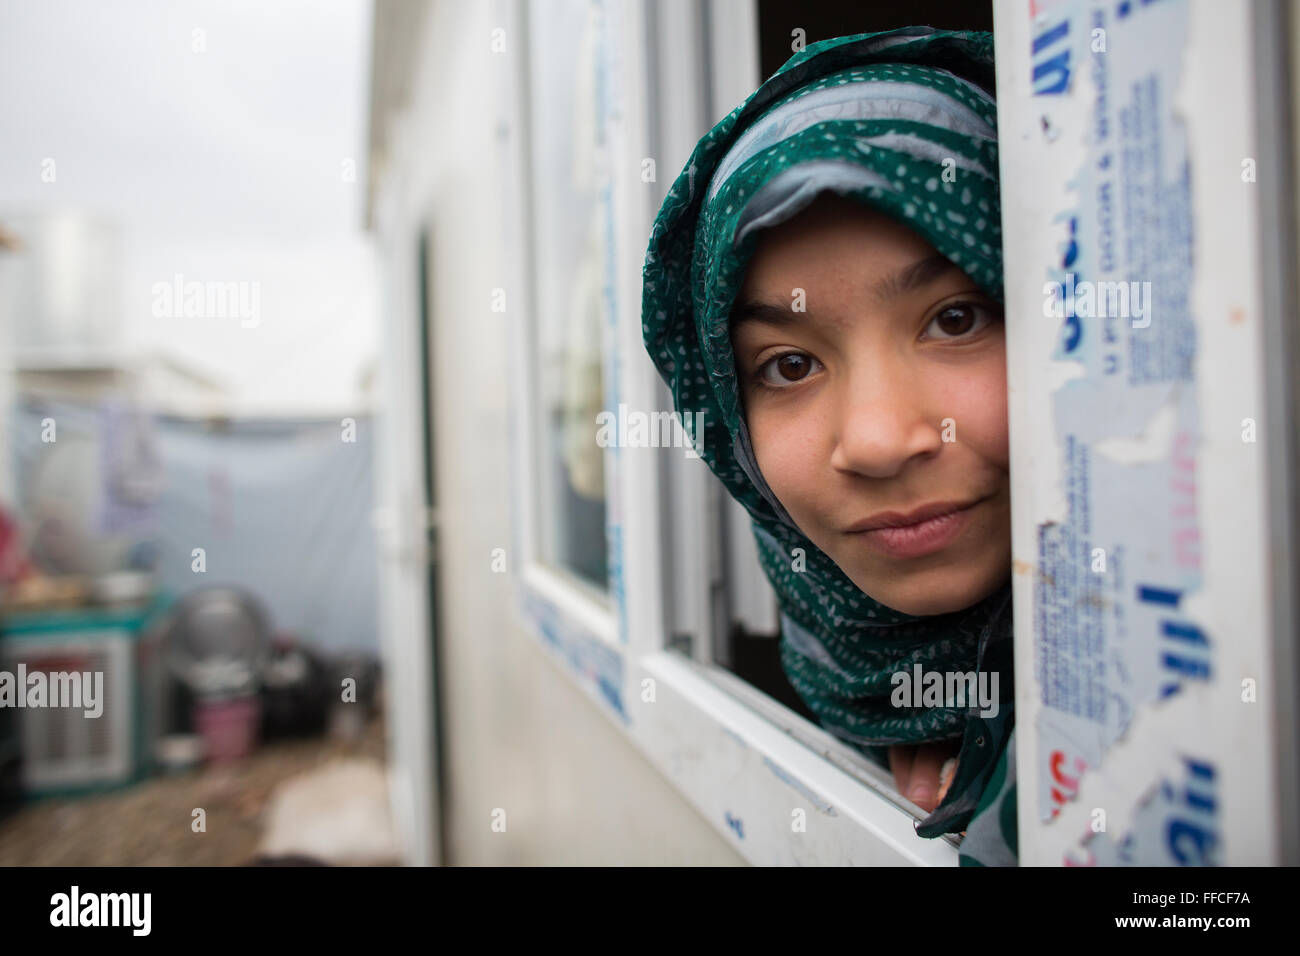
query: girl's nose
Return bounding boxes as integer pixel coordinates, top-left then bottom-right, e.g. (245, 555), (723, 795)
(827, 369), (942, 479)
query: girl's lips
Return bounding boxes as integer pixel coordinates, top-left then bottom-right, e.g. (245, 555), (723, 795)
(849, 501), (978, 559)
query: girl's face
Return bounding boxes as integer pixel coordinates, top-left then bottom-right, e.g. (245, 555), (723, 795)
(731, 193), (1012, 616)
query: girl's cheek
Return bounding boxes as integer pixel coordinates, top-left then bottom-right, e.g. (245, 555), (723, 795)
(751, 408), (815, 493)
(977, 364), (1011, 466)
(755, 405), (836, 523)
(938, 359), (1010, 464)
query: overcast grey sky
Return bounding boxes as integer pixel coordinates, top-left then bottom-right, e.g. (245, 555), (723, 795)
(0, 0), (371, 237)
(0, 0), (379, 414)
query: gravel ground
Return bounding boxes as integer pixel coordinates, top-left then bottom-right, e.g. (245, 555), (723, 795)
(0, 714), (389, 866)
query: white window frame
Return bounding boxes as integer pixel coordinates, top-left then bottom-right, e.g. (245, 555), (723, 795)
(501, 0), (964, 865)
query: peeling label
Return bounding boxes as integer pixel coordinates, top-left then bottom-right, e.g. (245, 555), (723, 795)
(1065, 755), (1220, 866)
(1026, 0), (1217, 857)
(522, 588), (627, 722)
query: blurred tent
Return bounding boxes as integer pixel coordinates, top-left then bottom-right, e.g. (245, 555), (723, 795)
(9, 396), (378, 654)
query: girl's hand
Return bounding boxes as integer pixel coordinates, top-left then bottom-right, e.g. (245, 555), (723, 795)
(888, 738), (962, 813)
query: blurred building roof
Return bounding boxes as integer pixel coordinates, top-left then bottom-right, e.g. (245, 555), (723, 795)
(366, 0), (431, 229)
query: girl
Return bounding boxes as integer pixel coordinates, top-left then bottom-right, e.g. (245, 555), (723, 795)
(641, 26), (1017, 866)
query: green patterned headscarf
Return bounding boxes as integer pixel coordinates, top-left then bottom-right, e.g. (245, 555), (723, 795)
(641, 26), (1014, 837)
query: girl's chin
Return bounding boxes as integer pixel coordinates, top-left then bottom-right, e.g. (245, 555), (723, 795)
(845, 565), (1002, 616)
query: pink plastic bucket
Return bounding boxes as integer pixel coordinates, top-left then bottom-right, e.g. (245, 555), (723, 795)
(194, 695), (261, 763)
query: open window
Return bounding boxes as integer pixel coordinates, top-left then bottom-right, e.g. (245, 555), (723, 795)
(500, 0), (1298, 866)
(500, 0), (1002, 866)
(629, 0), (1006, 860)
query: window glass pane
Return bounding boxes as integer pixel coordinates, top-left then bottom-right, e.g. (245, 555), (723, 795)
(527, 0), (608, 591)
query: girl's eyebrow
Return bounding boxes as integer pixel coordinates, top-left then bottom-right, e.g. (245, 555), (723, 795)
(868, 254), (965, 303)
(730, 299), (801, 329)
(730, 254), (964, 328)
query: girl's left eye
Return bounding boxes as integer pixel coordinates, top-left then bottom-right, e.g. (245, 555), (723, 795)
(923, 302), (1000, 340)
(755, 351), (823, 388)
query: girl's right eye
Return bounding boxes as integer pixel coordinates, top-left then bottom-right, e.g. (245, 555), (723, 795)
(756, 351), (823, 388)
